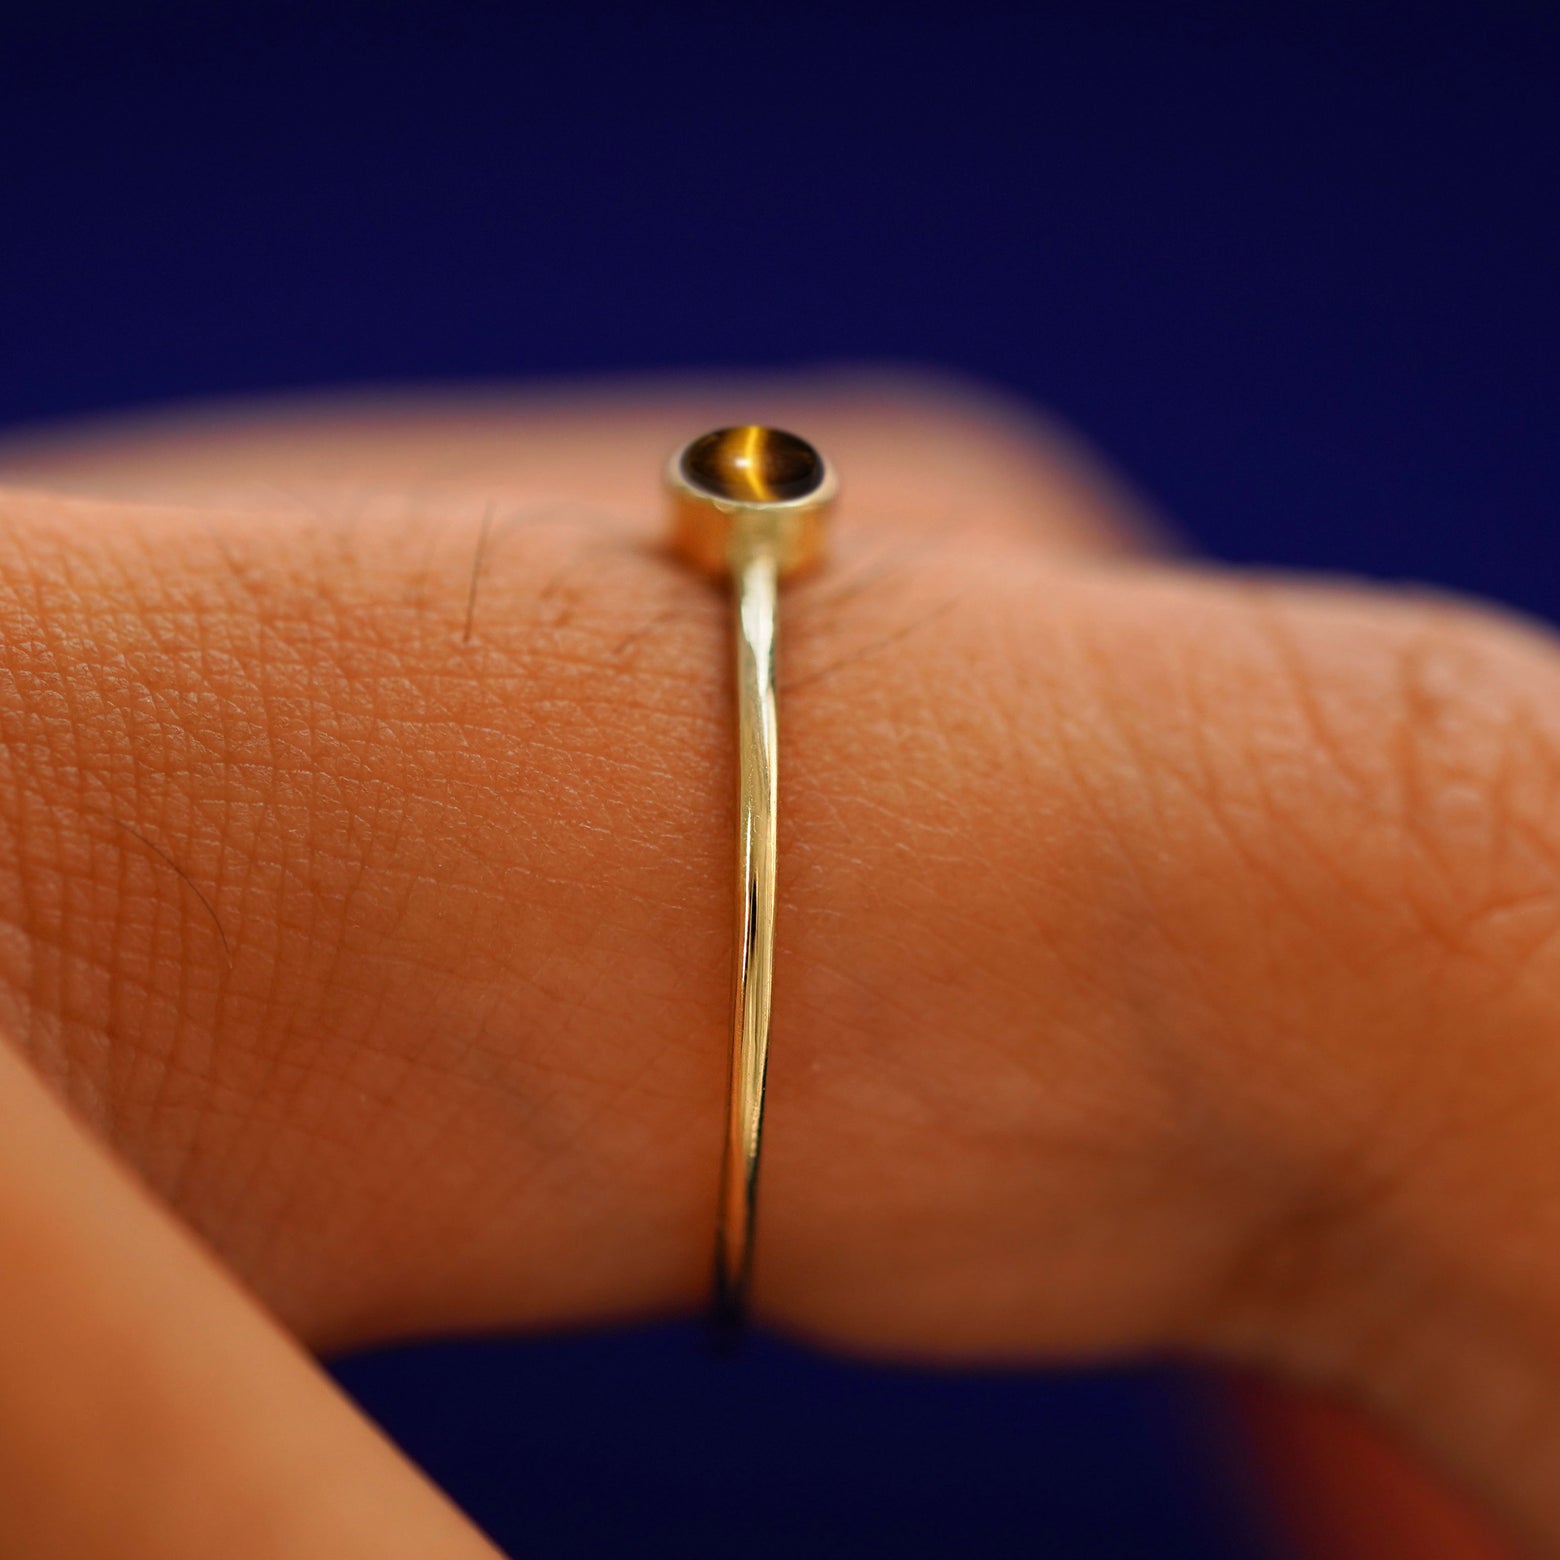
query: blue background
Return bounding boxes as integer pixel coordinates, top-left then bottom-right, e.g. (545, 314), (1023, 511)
(3, 2), (1555, 1553)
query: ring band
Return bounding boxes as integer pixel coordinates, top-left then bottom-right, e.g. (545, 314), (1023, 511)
(666, 427), (837, 1335)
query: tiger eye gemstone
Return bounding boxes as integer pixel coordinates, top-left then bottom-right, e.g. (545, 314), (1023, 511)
(680, 426), (824, 504)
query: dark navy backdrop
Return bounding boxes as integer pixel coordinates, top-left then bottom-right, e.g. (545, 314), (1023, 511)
(3, 2), (1555, 1554)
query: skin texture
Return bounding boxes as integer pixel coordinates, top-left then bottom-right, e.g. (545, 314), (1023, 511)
(0, 373), (1554, 1553)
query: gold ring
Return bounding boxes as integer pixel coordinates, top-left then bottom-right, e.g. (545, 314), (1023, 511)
(666, 426), (837, 1336)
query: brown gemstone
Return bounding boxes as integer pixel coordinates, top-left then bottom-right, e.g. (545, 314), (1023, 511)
(680, 426), (824, 504)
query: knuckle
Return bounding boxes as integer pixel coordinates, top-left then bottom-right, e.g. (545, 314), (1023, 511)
(1230, 585), (1560, 984)
(1171, 588), (1560, 1365)
(1391, 608), (1560, 966)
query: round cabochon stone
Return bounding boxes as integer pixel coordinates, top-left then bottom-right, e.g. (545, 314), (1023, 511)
(681, 426), (824, 504)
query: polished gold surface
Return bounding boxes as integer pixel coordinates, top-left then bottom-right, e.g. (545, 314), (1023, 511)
(665, 428), (836, 580)
(666, 426), (835, 1335)
(718, 544), (779, 1330)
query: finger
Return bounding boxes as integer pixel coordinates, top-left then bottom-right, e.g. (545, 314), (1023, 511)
(0, 1038), (502, 1558)
(0, 368), (1167, 558)
(1, 394), (1559, 1541)
(1234, 1381), (1513, 1559)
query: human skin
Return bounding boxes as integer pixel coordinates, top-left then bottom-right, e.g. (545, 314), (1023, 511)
(0, 374), (1555, 1554)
